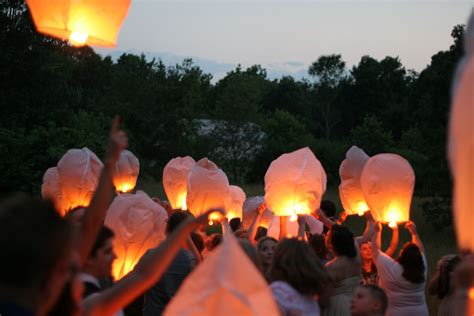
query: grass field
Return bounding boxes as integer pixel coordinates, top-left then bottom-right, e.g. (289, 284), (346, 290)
(139, 178), (457, 315)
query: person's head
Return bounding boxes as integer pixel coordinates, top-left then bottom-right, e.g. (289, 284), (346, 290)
(320, 200), (337, 219)
(191, 232), (205, 253)
(238, 239), (263, 273)
(65, 207), (86, 223)
(351, 285), (388, 316)
(308, 233), (328, 261)
(438, 255), (461, 299)
(396, 242), (425, 284)
(229, 218), (242, 232)
(326, 224), (357, 258)
(0, 194), (74, 315)
(255, 226), (267, 241)
(359, 242), (374, 262)
(269, 238), (329, 296)
(83, 226), (116, 278)
(205, 233), (222, 251)
(257, 236), (278, 269)
(166, 211), (192, 235)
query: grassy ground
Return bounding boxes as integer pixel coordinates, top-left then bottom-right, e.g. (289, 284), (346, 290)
(138, 179), (456, 315)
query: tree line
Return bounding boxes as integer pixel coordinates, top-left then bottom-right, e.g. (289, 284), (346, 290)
(0, 0), (464, 228)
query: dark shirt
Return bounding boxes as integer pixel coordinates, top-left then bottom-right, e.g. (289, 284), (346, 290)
(0, 302), (36, 316)
(143, 249), (193, 316)
(361, 263), (379, 285)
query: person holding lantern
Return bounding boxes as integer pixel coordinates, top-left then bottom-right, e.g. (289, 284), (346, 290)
(371, 220), (428, 316)
(428, 254), (461, 316)
(314, 208), (374, 316)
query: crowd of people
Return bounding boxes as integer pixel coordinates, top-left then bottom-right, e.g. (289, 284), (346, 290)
(0, 118), (473, 316)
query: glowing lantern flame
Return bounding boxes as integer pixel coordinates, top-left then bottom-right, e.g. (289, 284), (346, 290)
(361, 153), (415, 227)
(289, 213), (298, 222)
(448, 11), (474, 253)
(113, 150), (139, 194)
(186, 158), (230, 217)
(339, 146), (370, 217)
(264, 147), (327, 218)
(163, 157), (196, 210)
(105, 191), (168, 280)
(26, 0), (131, 47)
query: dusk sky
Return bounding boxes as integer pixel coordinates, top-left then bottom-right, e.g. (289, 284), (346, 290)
(97, 1), (474, 81)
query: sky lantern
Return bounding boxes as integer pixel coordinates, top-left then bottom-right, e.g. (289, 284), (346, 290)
(163, 156), (196, 210)
(105, 190), (168, 280)
(164, 233), (279, 316)
(26, 0), (131, 47)
(226, 185), (246, 220)
(361, 154), (415, 228)
(56, 147), (103, 215)
(339, 146), (370, 216)
(41, 167), (66, 215)
(264, 147), (327, 219)
(112, 150), (139, 194)
(448, 11), (474, 253)
(242, 196), (274, 229)
(186, 158), (230, 222)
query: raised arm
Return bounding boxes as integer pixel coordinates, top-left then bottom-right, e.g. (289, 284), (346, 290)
(279, 216), (288, 241)
(406, 221), (424, 254)
(297, 215), (306, 240)
(355, 211), (375, 246)
(83, 209), (222, 316)
(246, 203), (264, 244)
(384, 225), (399, 258)
(314, 208), (336, 228)
(78, 116), (127, 265)
(371, 222), (382, 261)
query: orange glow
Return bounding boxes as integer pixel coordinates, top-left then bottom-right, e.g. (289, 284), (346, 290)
(361, 154), (414, 227)
(113, 150), (139, 194)
(26, 0), (131, 47)
(163, 157), (196, 210)
(225, 185), (246, 220)
(469, 287), (474, 300)
(289, 213), (298, 222)
(265, 148), (326, 218)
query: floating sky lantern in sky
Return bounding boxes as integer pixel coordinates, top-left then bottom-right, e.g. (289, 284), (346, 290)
(448, 10), (474, 253)
(226, 185), (246, 220)
(163, 156), (196, 210)
(361, 153), (415, 228)
(54, 147), (103, 215)
(112, 150), (139, 194)
(264, 147), (327, 219)
(339, 146), (370, 216)
(164, 233), (279, 316)
(26, 0), (131, 47)
(186, 158), (230, 223)
(105, 190), (168, 280)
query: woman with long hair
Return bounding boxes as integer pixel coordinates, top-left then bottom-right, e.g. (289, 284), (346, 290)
(269, 238), (330, 316)
(257, 236), (278, 280)
(372, 221), (428, 316)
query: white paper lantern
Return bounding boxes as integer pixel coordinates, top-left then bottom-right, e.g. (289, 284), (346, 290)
(113, 150), (139, 193)
(41, 167), (65, 215)
(448, 11), (474, 252)
(57, 147), (103, 214)
(226, 185), (246, 220)
(186, 158), (230, 219)
(264, 147), (327, 218)
(163, 156), (196, 210)
(105, 190), (168, 280)
(361, 154), (415, 228)
(339, 146), (370, 216)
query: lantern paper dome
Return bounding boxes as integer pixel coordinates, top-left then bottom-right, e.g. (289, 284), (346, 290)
(226, 185), (246, 220)
(105, 190), (168, 280)
(266, 216), (298, 239)
(448, 11), (474, 252)
(361, 154), (415, 227)
(163, 156), (196, 210)
(55, 147), (103, 215)
(164, 233), (280, 316)
(113, 150), (139, 194)
(264, 147), (327, 218)
(26, 0), (131, 47)
(339, 146), (370, 216)
(41, 167), (65, 214)
(242, 196), (274, 229)
(186, 158), (230, 218)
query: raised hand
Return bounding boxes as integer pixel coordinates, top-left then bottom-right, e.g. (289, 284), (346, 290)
(405, 221), (417, 235)
(106, 115), (128, 164)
